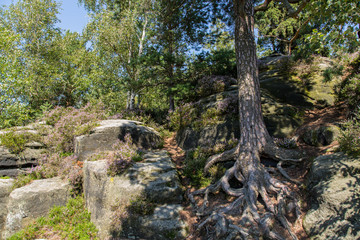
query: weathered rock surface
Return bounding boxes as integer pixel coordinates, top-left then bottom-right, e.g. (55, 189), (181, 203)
(83, 150), (185, 239)
(303, 153), (360, 239)
(3, 177), (71, 239)
(0, 124), (48, 177)
(75, 119), (162, 161)
(259, 55), (337, 107)
(0, 179), (13, 240)
(121, 204), (187, 240)
(301, 124), (340, 146)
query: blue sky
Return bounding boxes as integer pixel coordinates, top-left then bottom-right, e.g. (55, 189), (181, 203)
(1, 0), (89, 33)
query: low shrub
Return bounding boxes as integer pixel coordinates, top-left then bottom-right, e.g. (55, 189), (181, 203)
(338, 109), (360, 156)
(9, 196), (98, 240)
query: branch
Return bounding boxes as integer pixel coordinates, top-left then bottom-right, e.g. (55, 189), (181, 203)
(281, 0), (310, 18)
(255, 0), (273, 12)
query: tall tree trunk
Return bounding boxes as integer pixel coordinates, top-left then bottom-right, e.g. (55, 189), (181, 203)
(190, 1), (301, 239)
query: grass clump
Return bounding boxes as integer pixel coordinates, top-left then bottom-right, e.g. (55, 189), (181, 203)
(9, 196), (98, 240)
(0, 130), (42, 154)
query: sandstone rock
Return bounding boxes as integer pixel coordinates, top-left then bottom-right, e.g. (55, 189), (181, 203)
(301, 124), (340, 146)
(303, 153), (360, 239)
(0, 146), (45, 177)
(3, 177), (71, 238)
(75, 119), (162, 161)
(83, 150), (184, 239)
(0, 178), (13, 240)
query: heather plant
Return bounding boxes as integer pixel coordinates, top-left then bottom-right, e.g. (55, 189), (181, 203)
(12, 153), (83, 193)
(338, 109), (360, 156)
(105, 134), (142, 176)
(168, 103), (197, 131)
(43, 102), (107, 153)
(273, 137), (297, 149)
(0, 130), (43, 154)
(8, 196), (98, 240)
(196, 76), (236, 98)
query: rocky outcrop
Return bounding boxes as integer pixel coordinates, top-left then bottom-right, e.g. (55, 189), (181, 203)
(83, 150), (185, 239)
(0, 179), (13, 240)
(75, 119), (162, 161)
(303, 153), (360, 239)
(2, 177), (71, 239)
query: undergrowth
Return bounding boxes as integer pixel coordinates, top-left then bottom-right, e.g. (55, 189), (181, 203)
(183, 138), (238, 188)
(9, 196), (98, 240)
(338, 108), (360, 156)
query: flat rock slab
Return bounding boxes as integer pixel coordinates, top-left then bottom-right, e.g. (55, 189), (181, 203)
(0, 179), (14, 240)
(3, 177), (70, 239)
(83, 150), (185, 239)
(303, 153), (360, 240)
(75, 119), (162, 161)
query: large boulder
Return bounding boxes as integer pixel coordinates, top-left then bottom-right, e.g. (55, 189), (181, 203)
(83, 150), (185, 239)
(303, 153), (360, 239)
(0, 178), (13, 240)
(3, 177), (71, 238)
(75, 119), (162, 161)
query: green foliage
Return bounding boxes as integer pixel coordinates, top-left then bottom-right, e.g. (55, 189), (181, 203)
(335, 54), (360, 110)
(0, 130), (42, 154)
(338, 109), (360, 157)
(9, 196), (98, 240)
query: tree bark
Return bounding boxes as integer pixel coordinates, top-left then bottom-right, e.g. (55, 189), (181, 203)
(234, 0), (270, 171)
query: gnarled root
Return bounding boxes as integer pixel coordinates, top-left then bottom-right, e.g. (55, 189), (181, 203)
(189, 146), (302, 240)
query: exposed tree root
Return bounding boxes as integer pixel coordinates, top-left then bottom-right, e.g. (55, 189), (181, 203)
(189, 144), (303, 240)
